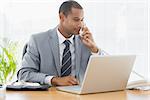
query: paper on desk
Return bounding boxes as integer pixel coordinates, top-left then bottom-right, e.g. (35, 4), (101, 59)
(12, 81), (40, 86)
(127, 72), (150, 90)
(132, 85), (150, 91)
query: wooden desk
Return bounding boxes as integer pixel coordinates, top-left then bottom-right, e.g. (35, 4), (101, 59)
(5, 87), (150, 100)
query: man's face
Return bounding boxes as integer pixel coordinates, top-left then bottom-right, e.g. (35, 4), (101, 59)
(61, 8), (84, 35)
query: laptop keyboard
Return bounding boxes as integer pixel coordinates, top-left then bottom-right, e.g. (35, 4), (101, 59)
(58, 85), (81, 91)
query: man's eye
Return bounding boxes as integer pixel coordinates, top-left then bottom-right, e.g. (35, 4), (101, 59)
(74, 19), (79, 21)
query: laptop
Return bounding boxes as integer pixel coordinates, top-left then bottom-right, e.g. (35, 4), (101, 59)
(56, 55), (136, 94)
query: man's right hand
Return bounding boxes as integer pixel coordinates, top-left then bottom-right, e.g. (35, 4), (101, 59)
(51, 76), (79, 86)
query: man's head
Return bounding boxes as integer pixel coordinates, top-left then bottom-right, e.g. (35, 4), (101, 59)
(59, 0), (84, 37)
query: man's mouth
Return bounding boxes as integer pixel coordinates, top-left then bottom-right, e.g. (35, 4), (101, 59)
(75, 28), (81, 33)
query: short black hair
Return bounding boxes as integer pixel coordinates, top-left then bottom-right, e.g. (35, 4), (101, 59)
(59, 0), (83, 16)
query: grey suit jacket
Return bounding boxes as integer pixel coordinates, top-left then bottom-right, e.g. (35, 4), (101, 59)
(17, 27), (101, 84)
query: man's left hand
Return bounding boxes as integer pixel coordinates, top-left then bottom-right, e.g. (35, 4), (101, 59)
(80, 26), (99, 53)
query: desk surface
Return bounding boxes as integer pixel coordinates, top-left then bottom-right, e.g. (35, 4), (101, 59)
(5, 87), (150, 100)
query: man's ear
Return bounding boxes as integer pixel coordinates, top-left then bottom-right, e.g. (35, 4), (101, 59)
(59, 12), (65, 22)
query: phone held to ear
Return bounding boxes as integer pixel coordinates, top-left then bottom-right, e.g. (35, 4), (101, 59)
(79, 28), (83, 37)
(79, 23), (85, 37)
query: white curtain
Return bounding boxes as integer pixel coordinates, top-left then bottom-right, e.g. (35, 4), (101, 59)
(0, 0), (149, 81)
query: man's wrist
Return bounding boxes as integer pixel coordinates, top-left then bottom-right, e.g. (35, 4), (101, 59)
(91, 48), (101, 55)
(91, 46), (99, 53)
(51, 76), (59, 86)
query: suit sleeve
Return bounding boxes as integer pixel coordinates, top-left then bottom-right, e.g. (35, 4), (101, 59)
(17, 35), (49, 84)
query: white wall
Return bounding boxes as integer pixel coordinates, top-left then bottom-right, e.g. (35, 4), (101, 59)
(0, 0), (149, 81)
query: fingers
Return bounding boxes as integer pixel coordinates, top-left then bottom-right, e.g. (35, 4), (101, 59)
(82, 31), (91, 37)
(66, 82), (73, 86)
(80, 28), (93, 41)
(81, 33), (93, 43)
(82, 26), (89, 32)
(68, 76), (79, 85)
(80, 31), (90, 40)
(68, 80), (77, 85)
(53, 76), (79, 86)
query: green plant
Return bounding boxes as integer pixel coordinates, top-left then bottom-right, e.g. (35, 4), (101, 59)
(0, 39), (18, 85)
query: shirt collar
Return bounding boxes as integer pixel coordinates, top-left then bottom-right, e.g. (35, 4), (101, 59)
(57, 27), (74, 45)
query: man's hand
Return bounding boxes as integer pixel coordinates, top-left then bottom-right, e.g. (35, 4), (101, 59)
(51, 76), (79, 86)
(80, 26), (99, 53)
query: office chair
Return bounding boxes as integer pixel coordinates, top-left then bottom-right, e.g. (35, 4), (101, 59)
(22, 43), (28, 59)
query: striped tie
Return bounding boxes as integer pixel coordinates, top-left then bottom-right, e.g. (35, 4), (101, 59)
(61, 40), (72, 77)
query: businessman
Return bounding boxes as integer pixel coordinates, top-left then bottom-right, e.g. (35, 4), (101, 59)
(17, 0), (105, 86)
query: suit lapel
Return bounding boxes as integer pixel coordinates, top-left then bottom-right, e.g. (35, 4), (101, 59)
(74, 36), (82, 79)
(48, 28), (61, 76)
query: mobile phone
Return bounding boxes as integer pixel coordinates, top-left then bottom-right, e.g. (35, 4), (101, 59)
(79, 23), (86, 37)
(79, 27), (83, 37)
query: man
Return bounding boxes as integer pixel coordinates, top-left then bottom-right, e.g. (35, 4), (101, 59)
(17, 0), (105, 86)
